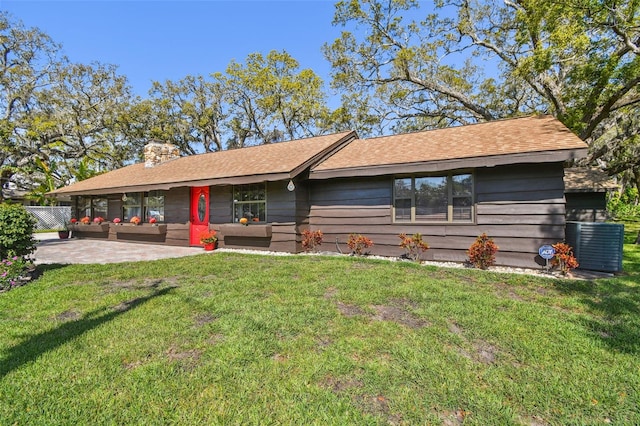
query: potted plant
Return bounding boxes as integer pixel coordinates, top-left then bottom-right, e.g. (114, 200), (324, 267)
(57, 222), (70, 239)
(113, 217), (122, 225)
(149, 217), (158, 226)
(200, 230), (218, 251)
(80, 216), (91, 225)
(130, 216), (141, 225)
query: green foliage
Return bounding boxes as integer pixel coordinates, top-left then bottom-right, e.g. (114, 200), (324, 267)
(220, 50), (331, 147)
(398, 232), (429, 261)
(467, 233), (499, 269)
(324, 0), (640, 177)
(0, 203), (36, 258)
(608, 188), (640, 221)
(346, 233), (374, 255)
(0, 255), (33, 292)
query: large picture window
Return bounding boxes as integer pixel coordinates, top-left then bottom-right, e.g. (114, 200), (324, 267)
(122, 193), (142, 222)
(123, 191), (166, 223)
(394, 173), (473, 223)
(233, 183), (266, 223)
(76, 196), (107, 219)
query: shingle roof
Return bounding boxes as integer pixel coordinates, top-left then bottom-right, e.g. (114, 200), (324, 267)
(564, 167), (618, 192)
(311, 115), (587, 177)
(52, 115), (589, 196)
(52, 131), (356, 195)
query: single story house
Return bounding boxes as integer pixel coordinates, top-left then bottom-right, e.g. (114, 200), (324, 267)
(564, 167), (618, 222)
(50, 115), (588, 268)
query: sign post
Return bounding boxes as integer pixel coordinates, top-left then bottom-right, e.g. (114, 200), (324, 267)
(538, 245), (556, 272)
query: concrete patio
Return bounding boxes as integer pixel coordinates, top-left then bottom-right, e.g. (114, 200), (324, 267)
(33, 233), (209, 265)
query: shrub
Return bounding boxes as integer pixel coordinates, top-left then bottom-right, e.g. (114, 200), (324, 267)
(467, 233), (499, 269)
(301, 229), (323, 252)
(607, 188), (640, 220)
(0, 203), (36, 259)
(399, 233), (429, 262)
(0, 255), (33, 292)
(551, 242), (579, 275)
(347, 233), (374, 256)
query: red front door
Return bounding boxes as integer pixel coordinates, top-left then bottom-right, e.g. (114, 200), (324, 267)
(190, 186), (210, 246)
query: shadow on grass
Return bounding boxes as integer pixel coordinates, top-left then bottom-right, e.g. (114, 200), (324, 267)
(548, 226), (640, 353)
(553, 276), (640, 354)
(34, 263), (69, 275)
(0, 283), (176, 378)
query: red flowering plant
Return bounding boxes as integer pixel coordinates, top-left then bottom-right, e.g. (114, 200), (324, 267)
(200, 230), (218, 244)
(130, 216), (141, 225)
(149, 217), (157, 225)
(112, 217), (121, 224)
(551, 242), (579, 275)
(347, 233), (374, 256)
(70, 218), (78, 224)
(93, 216), (105, 224)
(80, 216), (91, 224)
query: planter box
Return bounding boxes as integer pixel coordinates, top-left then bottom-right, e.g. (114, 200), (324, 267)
(69, 223), (110, 233)
(113, 224), (167, 235)
(219, 224), (272, 238)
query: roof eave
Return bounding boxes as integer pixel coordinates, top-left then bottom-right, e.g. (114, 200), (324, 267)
(309, 148), (588, 180)
(48, 172), (296, 197)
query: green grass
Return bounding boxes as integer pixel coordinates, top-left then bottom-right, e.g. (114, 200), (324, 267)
(1, 229), (639, 424)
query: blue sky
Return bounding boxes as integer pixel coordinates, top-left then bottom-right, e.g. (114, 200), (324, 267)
(1, 0), (343, 98)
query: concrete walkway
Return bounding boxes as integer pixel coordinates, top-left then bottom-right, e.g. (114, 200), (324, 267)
(33, 233), (209, 265)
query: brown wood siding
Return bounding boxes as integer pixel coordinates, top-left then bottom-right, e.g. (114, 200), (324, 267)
(565, 192), (608, 222)
(309, 164), (567, 268)
(267, 181), (297, 223)
(269, 222), (298, 253)
(211, 185), (233, 223)
(164, 187), (190, 224)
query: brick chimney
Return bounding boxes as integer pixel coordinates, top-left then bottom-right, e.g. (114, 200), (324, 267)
(144, 141), (180, 168)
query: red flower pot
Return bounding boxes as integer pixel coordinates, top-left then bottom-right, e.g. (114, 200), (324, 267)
(203, 243), (215, 251)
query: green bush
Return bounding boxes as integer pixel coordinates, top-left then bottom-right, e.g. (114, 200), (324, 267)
(608, 189), (640, 221)
(0, 255), (33, 292)
(0, 203), (37, 258)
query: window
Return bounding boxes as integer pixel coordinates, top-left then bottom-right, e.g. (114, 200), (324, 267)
(76, 196), (107, 219)
(233, 183), (266, 223)
(394, 173), (473, 223)
(122, 193), (142, 222)
(123, 191), (166, 223)
(92, 197), (108, 219)
(144, 191), (165, 222)
(77, 196), (91, 218)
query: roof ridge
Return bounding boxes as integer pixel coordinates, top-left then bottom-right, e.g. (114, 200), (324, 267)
(357, 114), (549, 142)
(189, 130), (356, 158)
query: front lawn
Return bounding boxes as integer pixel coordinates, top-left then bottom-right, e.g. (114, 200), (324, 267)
(1, 233), (639, 424)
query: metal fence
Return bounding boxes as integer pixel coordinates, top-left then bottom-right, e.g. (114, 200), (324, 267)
(26, 206), (72, 231)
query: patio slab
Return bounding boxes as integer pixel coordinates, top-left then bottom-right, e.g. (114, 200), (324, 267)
(33, 233), (209, 265)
